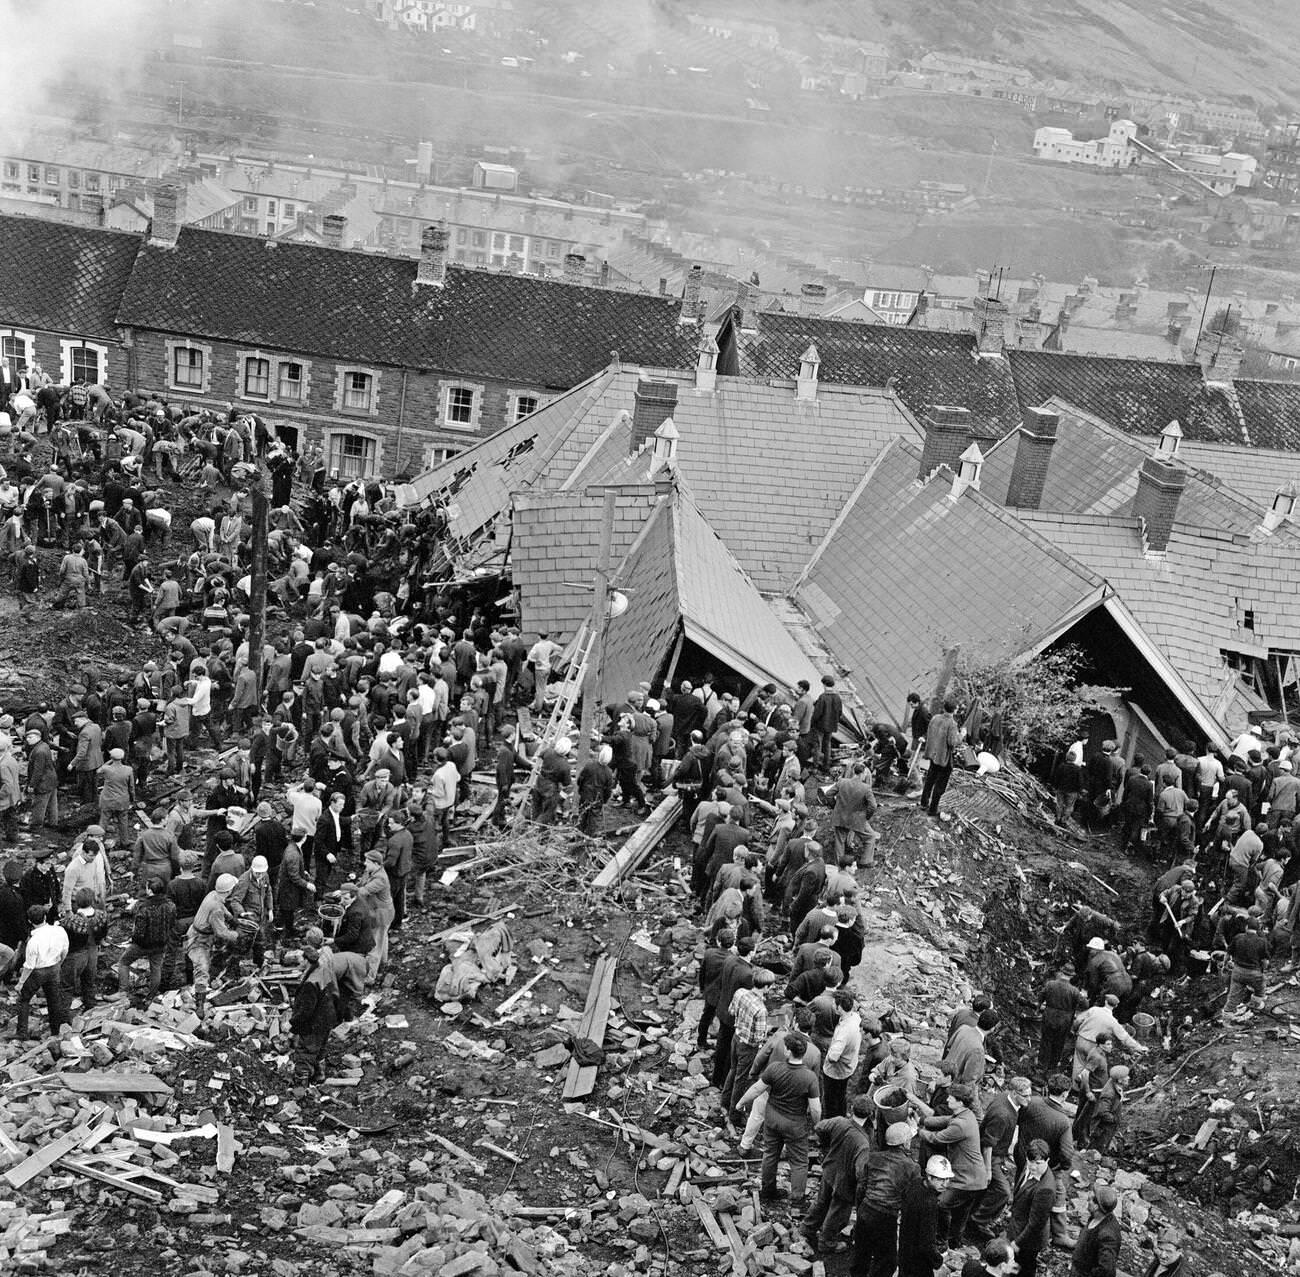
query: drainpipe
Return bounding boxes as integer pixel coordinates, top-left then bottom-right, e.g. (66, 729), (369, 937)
(393, 369), (409, 475)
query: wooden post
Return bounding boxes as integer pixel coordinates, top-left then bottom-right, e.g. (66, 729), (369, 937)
(576, 488), (616, 771)
(247, 474), (270, 702)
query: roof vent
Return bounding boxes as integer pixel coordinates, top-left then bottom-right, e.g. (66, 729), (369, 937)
(950, 442), (984, 499)
(796, 343), (820, 401)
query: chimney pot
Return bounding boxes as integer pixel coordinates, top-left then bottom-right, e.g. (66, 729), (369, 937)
(416, 222), (450, 287)
(918, 405), (973, 480)
(322, 213), (347, 249)
(149, 183), (184, 247)
(1132, 455), (1188, 553)
(1005, 406), (1060, 510)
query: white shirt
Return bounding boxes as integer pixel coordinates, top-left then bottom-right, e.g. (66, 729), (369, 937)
(189, 675), (213, 718)
(378, 649), (403, 676)
(431, 761), (460, 811)
(289, 788), (322, 836)
(24, 921), (70, 971)
(823, 1010), (863, 1081)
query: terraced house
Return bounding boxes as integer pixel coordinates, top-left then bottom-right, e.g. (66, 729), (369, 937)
(0, 188), (698, 477)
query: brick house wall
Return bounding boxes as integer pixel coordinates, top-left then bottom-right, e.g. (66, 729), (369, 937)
(123, 326), (549, 478)
(0, 326), (129, 392)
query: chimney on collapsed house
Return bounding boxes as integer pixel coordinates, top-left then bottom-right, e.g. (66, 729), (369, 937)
(631, 379), (679, 453)
(1132, 441), (1188, 553)
(322, 214), (346, 249)
(563, 252), (585, 283)
(1004, 407), (1060, 510)
(149, 183), (184, 247)
(681, 264), (703, 323)
(416, 222), (450, 287)
(800, 282), (827, 315)
(917, 405), (973, 480)
(599, 259), (611, 287)
(911, 291), (929, 326)
(735, 279), (756, 334)
(972, 293), (1008, 355)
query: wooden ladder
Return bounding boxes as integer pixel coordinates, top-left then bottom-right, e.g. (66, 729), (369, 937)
(511, 622), (595, 829)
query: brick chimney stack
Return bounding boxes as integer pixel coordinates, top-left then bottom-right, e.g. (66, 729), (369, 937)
(322, 214), (346, 250)
(149, 183), (185, 248)
(631, 379), (679, 453)
(681, 264), (703, 324)
(1004, 407), (1060, 510)
(918, 406), (973, 480)
(1132, 455), (1188, 553)
(563, 252), (585, 283)
(416, 222), (450, 287)
(972, 294), (1008, 355)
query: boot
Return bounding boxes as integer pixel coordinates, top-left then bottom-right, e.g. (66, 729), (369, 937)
(194, 989), (206, 1021)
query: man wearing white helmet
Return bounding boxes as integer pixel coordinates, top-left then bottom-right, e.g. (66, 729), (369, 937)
(531, 735), (572, 826)
(576, 742), (615, 838)
(851, 1118), (922, 1274)
(898, 1154), (954, 1277)
(185, 872), (240, 1020)
(226, 855), (275, 977)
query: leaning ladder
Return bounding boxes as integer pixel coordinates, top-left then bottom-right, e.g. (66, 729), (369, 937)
(511, 622), (595, 829)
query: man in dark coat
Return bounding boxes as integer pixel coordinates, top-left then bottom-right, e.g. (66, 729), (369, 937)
(1117, 764), (1154, 855)
(1008, 1138), (1056, 1277)
(810, 676), (842, 771)
(1017, 1075), (1078, 1249)
(576, 744), (615, 838)
(898, 1155), (952, 1277)
(291, 942), (339, 1084)
(802, 1095), (873, 1253)
(1070, 1185), (1122, 1277)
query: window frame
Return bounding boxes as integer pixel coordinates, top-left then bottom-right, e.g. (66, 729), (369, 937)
(333, 365), (381, 417)
(325, 429), (382, 479)
(164, 339), (213, 394)
(276, 359), (306, 402)
(242, 353), (271, 400)
(509, 390), (540, 423)
(0, 330), (35, 383)
(441, 380), (483, 431)
(59, 339), (109, 387)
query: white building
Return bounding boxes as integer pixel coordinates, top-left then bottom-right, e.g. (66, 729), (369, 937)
(1033, 120), (1139, 169)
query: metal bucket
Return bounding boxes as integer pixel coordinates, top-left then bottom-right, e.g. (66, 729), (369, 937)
(317, 902), (345, 941)
(1130, 1012), (1157, 1040)
(872, 1085), (910, 1126)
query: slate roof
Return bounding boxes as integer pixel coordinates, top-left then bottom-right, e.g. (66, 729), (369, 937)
(405, 365), (922, 594)
(115, 224), (697, 377)
(1178, 440), (1300, 509)
(793, 437), (1109, 719)
(980, 398), (1271, 536)
(589, 490), (822, 701)
(1006, 348), (1245, 443)
(511, 488), (663, 642)
(1022, 511), (1300, 726)
(0, 215), (142, 340)
(728, 312), (1023, 439)
(1231, 379), (1300, 451)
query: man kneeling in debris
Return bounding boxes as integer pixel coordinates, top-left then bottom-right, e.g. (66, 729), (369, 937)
(291, 938), (340, 1084)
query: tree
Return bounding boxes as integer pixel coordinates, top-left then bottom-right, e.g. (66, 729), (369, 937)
(951, 643), (1122, 764)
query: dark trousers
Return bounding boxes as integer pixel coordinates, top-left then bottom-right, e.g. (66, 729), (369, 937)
(851, 1205), (899, 1277)
(938, 1184), (982, 1248)
(387, 870), (407, 931)
(712, 1020), (735, 1088)
(804, 1183), (854, 1245)
(117, 945), (166, 1001)
(294, 1029), (330, 1082)
(811, 728), (833, 770)
(1117, 810), (1146, 854)
(823, 1073), (849, 1120)
(1040, 1016), (1072, 1070)
(62, 944), (99, 1007)
(696, 1000), (717, 1051)
(18, 963), (68, 1038)
(920, 762), (953, 815)
(1016, 1245), (1044, 1277)
(969, 1156), (1012, 1234)
(721, 1038), (758, 1115)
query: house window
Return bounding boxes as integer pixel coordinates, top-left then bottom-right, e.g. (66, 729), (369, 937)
(430, 446), (462, 467)
(547, 240), (561, 258)
(512, 393), (539, 422)
(472, 231), (486, 247)
(328, 433), (378, 478)
(283, 202), (295, 218)
(3, 163), (16, 180)
(60, 341), (108, 386)
(68, 170), (79, 189)
(243, 197), (257, 214)
(1, 332), (32, 382)
(172, 346), (205, 388)
(85, 173), (99, 192)
(266, 200), (277, 216)
(27, 165), (39, 182)
(343, 371), (374, 411)
(243, 356), (271, 399)
(444, 384), (479, 429)
(44, 167), (59, 184)
(456, 228), (467, 245)
(277, 361), (304, 401)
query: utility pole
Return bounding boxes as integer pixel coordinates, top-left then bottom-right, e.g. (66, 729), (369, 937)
(246, 468), (270, 703)
(1194, 263), (1218, 350)
(575, 488), (617, 772)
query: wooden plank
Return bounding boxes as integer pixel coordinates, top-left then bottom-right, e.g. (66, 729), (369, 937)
(691, 1196), (729, 1251)
(663, 1158), (686, 1198)
(494, 970), (547, 1018)
(428, 1132), (486, 1174)
(216, 1124), (236, 1173)
(476, 1140), (520, 1164)
(720, 1212), (747, 1273)
(562, 954), (617, 1101)
(591, 795), (682, 888)
(4, 1123), (94, 1189)
(60, 1071), (175, 1097)
(64, 1152), (220, 1203)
